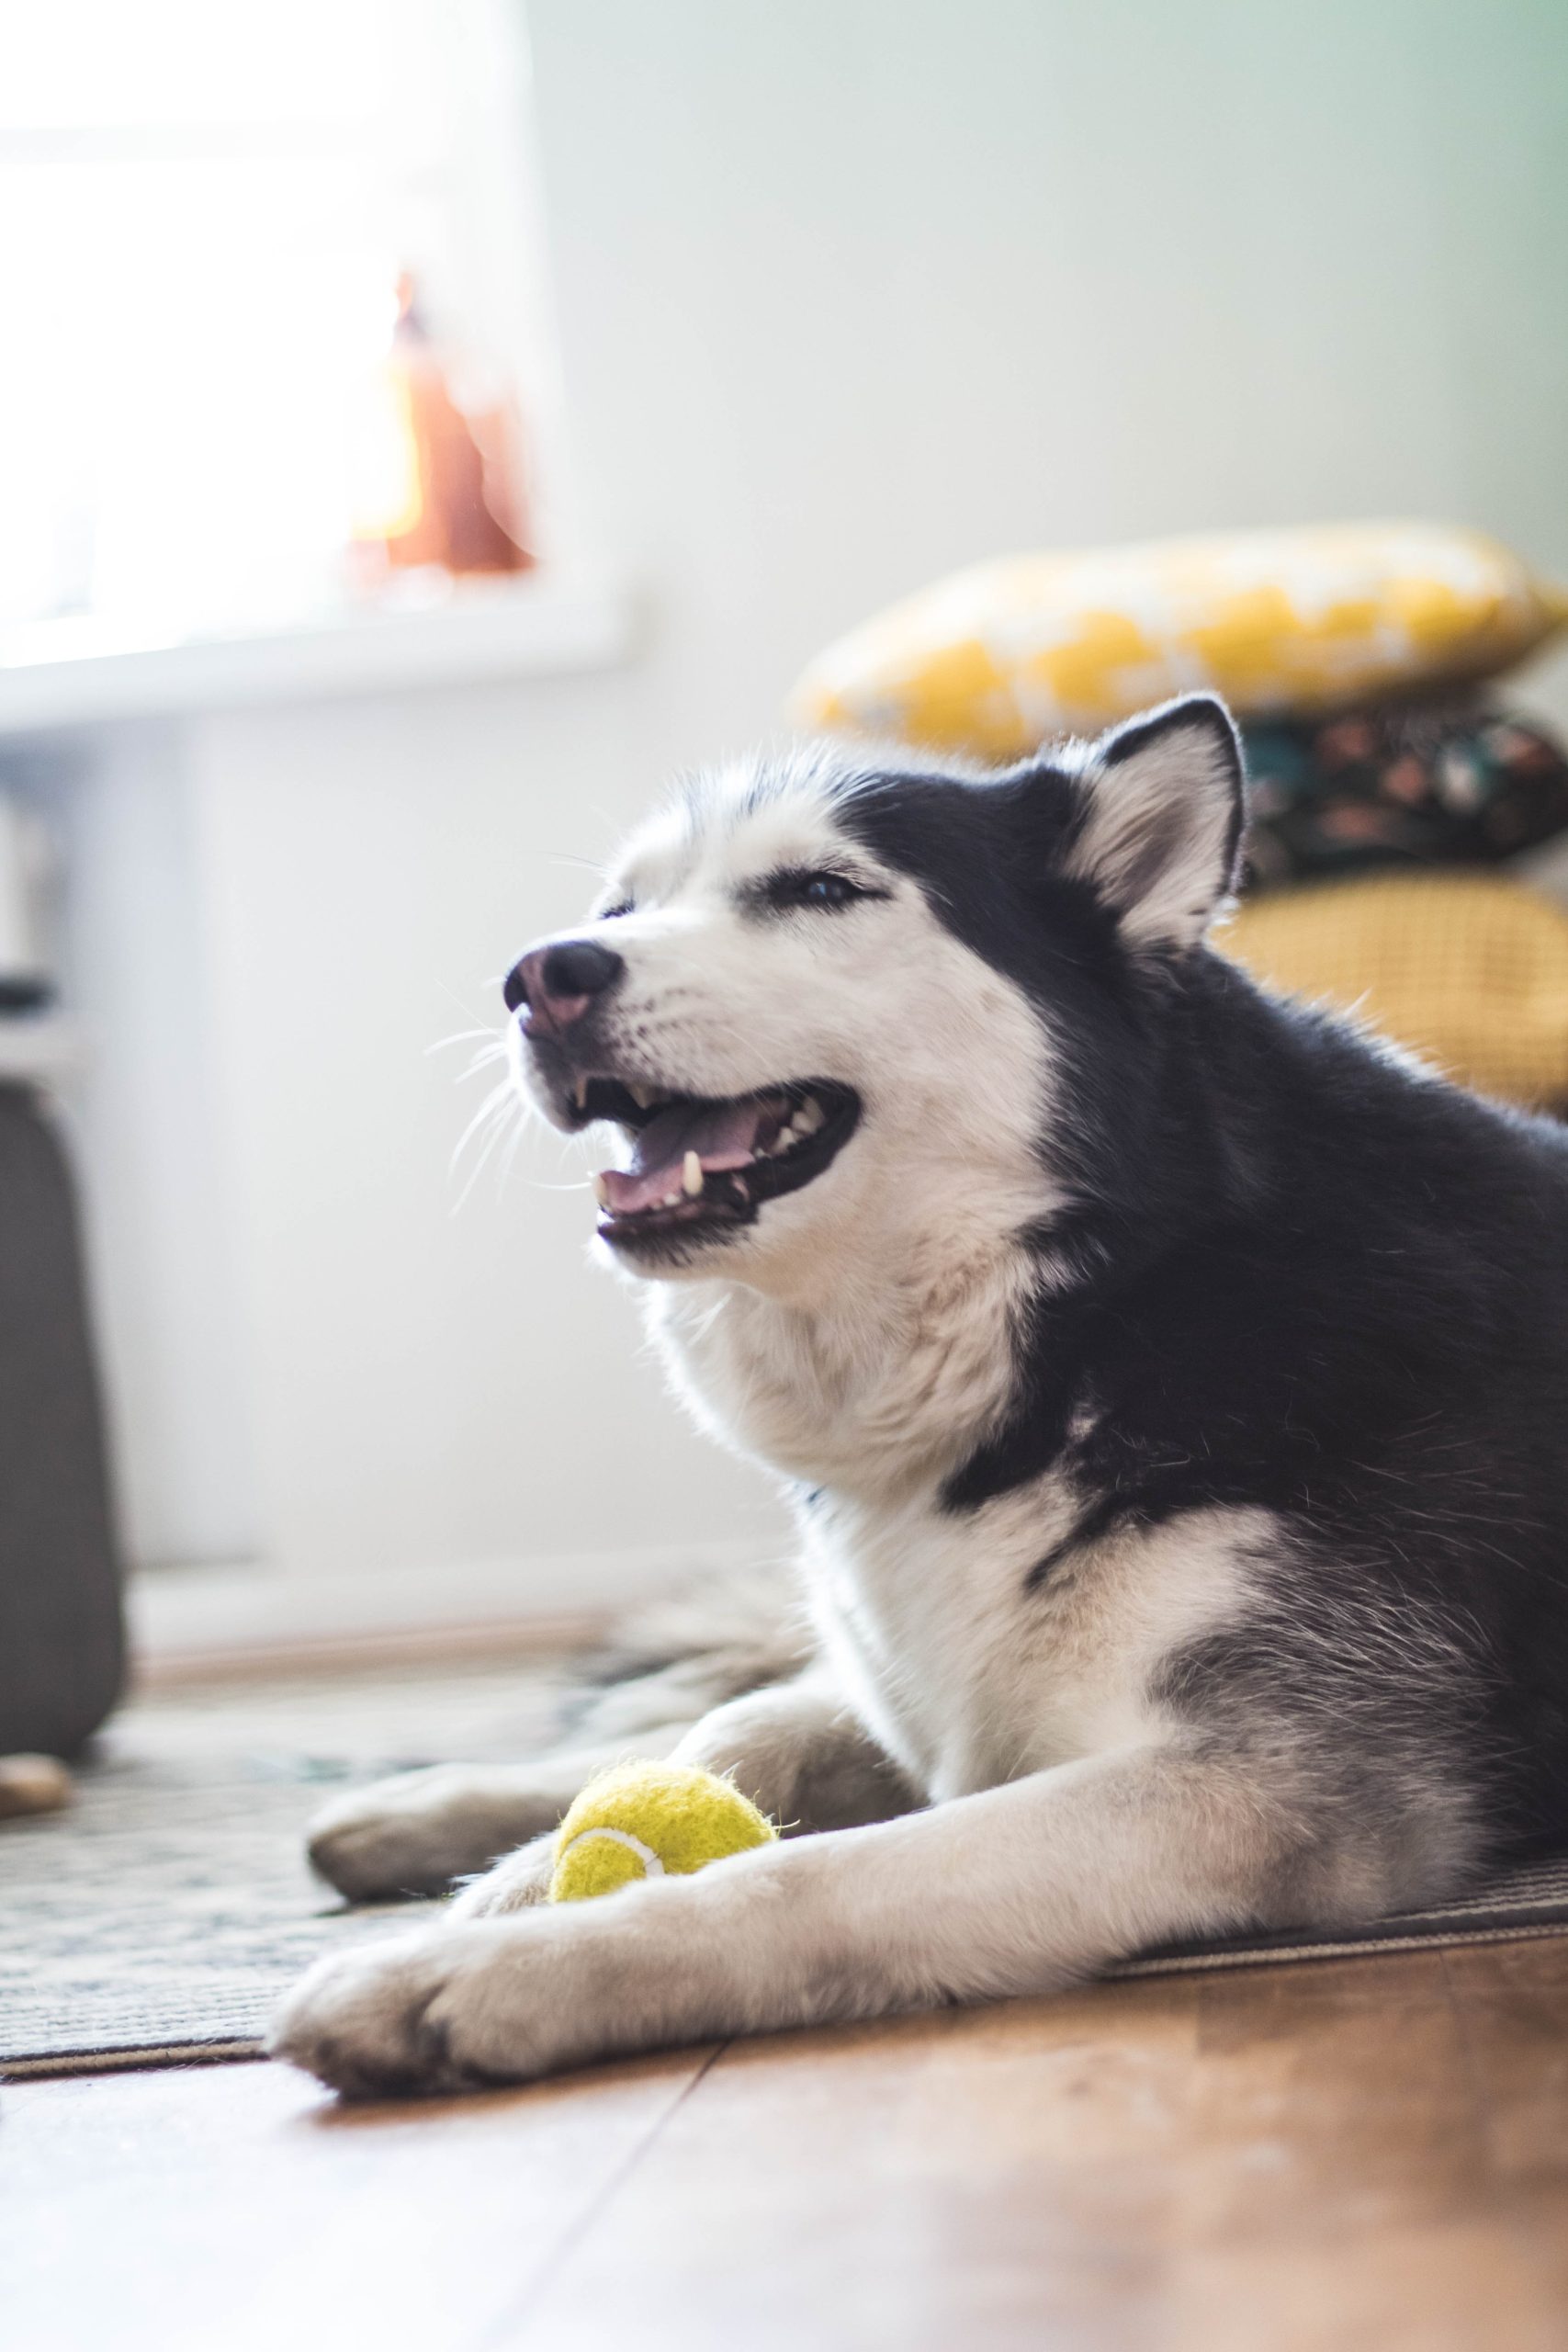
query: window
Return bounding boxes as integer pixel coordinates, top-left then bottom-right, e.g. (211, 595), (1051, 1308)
(0, 0), (555, 660)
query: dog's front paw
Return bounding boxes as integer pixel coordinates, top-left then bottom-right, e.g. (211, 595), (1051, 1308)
(268, 1922), (558, 2098)
(306, 1766), (559, 1902)
(268, 1931), (466, 2097)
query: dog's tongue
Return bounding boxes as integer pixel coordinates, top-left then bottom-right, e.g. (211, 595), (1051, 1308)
(599, 1095), (773, 1215)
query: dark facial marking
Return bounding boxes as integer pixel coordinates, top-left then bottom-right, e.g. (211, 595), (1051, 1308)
(833, 764), (1129, 1010)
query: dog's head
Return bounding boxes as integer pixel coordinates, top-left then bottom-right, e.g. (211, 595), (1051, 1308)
(506, 694), (1245, 1295)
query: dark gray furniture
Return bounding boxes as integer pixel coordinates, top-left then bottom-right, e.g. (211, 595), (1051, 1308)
(0, 1082), (124, 1755)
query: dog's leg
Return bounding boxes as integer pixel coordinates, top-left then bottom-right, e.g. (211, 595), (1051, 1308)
(271, 1740), (1313, 2097)
(305, 1730), (699, 1901)
(450, 1669), (919, 1917)
(307, 1582), (809, 1902)
(676, 1669), (920, 1833)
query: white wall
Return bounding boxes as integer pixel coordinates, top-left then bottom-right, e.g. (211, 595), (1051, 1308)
(47, 0), (1568, 1619)
(529, 0), (1568, 727)
(52, 724), (258, 1567)
(186, 671), (784, 1589)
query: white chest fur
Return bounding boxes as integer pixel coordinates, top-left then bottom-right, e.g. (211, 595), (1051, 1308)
(801, 1484), (1264, 1801)
(651, 1278), (1263, 1806)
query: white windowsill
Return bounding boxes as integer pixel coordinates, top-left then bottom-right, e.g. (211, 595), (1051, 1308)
(0, 566), (637, 738)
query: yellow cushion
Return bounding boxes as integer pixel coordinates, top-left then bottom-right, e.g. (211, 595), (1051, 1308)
(1217, 874), (1568, 1111)
(792, 524), (1568, 760)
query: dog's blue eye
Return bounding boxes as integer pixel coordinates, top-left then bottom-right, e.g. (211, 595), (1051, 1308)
(747, 865), (886, 917)
(772, 870), (863, 910)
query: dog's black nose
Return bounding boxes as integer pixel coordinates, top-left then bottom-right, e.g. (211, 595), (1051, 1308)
(503, 938), (625, 1033)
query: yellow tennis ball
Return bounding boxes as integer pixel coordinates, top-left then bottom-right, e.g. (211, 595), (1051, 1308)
(547, 1759), (777, 1902)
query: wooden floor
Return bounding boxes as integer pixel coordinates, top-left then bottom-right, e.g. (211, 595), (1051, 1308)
(5, 1938), (1567, 2352)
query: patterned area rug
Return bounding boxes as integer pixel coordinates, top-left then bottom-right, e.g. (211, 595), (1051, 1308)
(4, 1658), (1566, 2079)
(1116, 1850), (1568, 1978)
(0, 1657), (570, 2079)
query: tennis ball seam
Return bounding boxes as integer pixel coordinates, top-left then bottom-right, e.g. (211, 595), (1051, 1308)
(557, 1825), (665, 1878)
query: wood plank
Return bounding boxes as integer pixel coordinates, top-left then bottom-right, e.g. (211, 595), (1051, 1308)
(1441, 1937), (1568, 2187)
(0, 2046), (716, 2352)
(523, 1980), (1208, 2352)
(6, 1942), (1567, 2352)
(1184, 1951), (1487, 2242)
(519, 1948), (1568, 2352)
(1169, 2214), (1568, 2352)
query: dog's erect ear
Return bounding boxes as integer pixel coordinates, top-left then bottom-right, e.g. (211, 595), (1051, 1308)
(1063, 694), (1246, 953)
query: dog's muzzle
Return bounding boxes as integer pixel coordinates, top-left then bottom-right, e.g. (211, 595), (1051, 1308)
(503, 937), (624, 1042)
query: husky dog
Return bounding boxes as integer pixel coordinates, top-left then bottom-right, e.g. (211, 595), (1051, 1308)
(275, 694), (1568, 2098)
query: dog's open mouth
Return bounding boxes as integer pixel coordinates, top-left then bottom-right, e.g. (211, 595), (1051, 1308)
(573, 1078), (860, 1247)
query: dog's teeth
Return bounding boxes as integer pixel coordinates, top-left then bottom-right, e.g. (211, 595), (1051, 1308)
(682, 1150), (704, 1198)
(592, 1174), (611, 1207)
(573, 1077), (590, 1111)
(795, 1098), (825, 1136)
(629, 1083), (654, 1110)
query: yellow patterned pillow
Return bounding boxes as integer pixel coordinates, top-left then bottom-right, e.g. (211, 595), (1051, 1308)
(1218, 874), (1568, 1111)
(791, 524), (1568, 760)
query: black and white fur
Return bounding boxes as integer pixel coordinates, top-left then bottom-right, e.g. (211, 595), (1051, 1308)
(275, 695), (1568, 2098)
